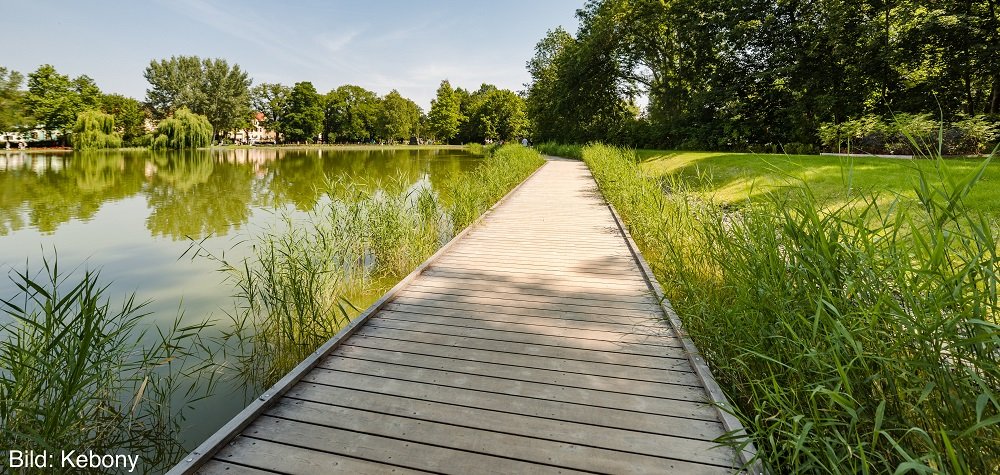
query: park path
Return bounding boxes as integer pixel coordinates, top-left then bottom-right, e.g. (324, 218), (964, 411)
(170, 157), (750, 474)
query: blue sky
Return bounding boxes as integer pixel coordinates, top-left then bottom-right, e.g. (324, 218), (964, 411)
(2, 0), (582, 109)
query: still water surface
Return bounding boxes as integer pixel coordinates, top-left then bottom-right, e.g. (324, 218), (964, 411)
(0, 146), (480, 452)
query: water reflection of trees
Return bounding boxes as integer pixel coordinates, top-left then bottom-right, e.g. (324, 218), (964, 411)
(0, 152), (145, 234)
(145, 151), (255, 240)
(0, 148), (477, 239)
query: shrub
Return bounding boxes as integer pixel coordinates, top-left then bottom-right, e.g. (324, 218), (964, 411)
(820, 114), (998, 155)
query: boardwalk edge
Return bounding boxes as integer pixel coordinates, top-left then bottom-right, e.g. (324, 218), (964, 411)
(604, 198), (763, 474)
(166, 158), (549, 475)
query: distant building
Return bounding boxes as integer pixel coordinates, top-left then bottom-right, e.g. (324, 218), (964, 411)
(1, 127), (63, 147)
(230, 112), (278, 145)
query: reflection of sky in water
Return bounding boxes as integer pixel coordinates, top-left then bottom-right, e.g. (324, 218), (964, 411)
(0, 147), (479, 449)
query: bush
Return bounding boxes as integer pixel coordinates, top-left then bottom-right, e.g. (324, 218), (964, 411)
(820, 114), (998, 155)
(71, 110), (122, 150)
(151, 107), (213, 150)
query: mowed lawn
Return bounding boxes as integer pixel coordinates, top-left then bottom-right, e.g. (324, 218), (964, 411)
(637, 150), (1000, 217)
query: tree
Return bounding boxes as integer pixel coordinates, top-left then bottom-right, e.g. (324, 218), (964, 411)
(72, 110), (122, 150)
(25, 65), (102, 141)
(322, 85), (381, 143)
(100, 94), (148, 145)
(0, 67), (29, 132)
(428, 80), (463, 143)
(144, 56), (251, 137)
(152, 107), (213, 149)
(376, 90), (421, 143)
(251, 83), (290, 141)
(281, 81), (323, 143)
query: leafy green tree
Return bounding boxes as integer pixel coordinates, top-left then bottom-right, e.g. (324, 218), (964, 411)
(144, 56), (251, 138)
(281, 81), (323, 143)
(0, 67), (29, 132)
(71, 110), (122, 150)
(100, 94), (147, 146)
(25, 65), (102, 141)
(428, 80), (463, 143)
(322, 85), (381, 143)
(251, 83), (290, 141)
(376, 90), (421, 143)
(152, 107), (213, 149)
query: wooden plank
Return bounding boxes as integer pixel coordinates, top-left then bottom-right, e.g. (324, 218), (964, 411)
(250, 415), (583, 474)
(288, 383), (727, 455)
(427, 262), (649, 286)
(331, 344), (705, 398)
(375, 309), (679, 346)
(398, 285), (661, 315)
(356, 324), (692, 370)
(206, 436), (423, 474)
(343, 332), (689, 381)
(389, 294), (664, 323)
(423, 268), (649, 295)
(195, 461), (278, 475)
(268, 399), (733, 473)
(412, 275), (655, 302)
(318, 355), (716, 419)
(298, 372), (723, 440)
(434, 255), (640, 276)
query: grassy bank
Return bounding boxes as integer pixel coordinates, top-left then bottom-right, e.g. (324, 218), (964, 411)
(636, 149), (1000, 217)
(573, 143), (998, 473)
(195, 144), (544, 388)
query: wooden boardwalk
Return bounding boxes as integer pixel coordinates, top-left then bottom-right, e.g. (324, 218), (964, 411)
(171, 157), (752, 474)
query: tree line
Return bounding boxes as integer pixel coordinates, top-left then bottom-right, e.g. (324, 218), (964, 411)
(525, 0), (1000, 152)
(0, 56), (528, 149)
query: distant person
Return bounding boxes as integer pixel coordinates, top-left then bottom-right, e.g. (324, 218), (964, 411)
(521, 137), (528, 147)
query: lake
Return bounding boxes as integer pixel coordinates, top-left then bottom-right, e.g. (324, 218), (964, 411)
(0, 146), (481, 455)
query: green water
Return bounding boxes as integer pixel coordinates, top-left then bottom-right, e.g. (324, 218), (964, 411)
(0, 146), (480, 454)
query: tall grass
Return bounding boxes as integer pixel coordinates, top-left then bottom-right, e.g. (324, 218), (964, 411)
(0, 257), (210, 472)
(193, 145), (544, 388)
(534, 142), (583, 159)
(581, 143), (999, 473)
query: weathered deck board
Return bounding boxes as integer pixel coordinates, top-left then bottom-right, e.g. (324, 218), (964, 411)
(174, 157), (751, 474)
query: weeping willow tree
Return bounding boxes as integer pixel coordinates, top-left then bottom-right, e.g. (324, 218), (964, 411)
(71, 109), (123, 150)
(152, 107), (213, 149)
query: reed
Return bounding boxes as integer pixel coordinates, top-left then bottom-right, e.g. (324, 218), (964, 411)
(581, 143), (999, 473)
(0, 256), (210, 473)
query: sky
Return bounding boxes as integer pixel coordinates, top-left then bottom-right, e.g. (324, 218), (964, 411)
(2, 0), (582, 109)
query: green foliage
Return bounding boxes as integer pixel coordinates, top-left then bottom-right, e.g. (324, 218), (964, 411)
(281, 81), (323, 143)
(0, 257), (208, 471)
(528, 0), (1000, 150)
(100, 93), (148, 146)
(323, 84), (381, 143)
(0, 67), (29, 132)
(25, 64), (102, 137)
(144, 56), (251, 135)
(820, 115), (999, 155)
(377, 89), (422, 143)
(152, 107), (213, 149)
(429, 80), (463, 143)
(250, 82), (290, 141)
(72, 109), (122, 150)
(454, 84), (529, 143)
(583, 143), (1000, 473)
(534, 142), (583, 159)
